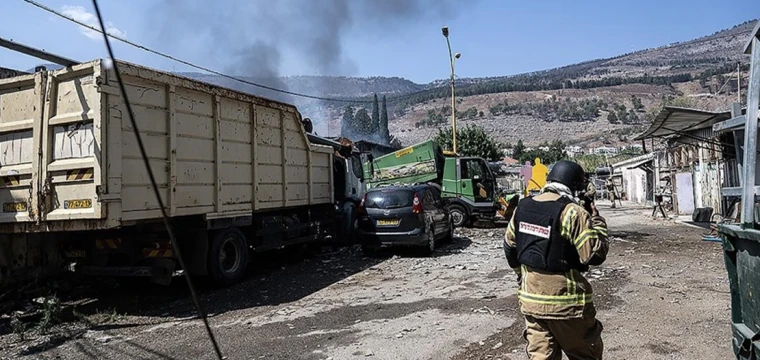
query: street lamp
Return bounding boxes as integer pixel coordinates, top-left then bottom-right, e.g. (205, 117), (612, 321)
(442, 26), (461, 154)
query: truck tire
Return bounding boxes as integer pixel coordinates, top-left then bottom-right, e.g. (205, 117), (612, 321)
(449, 205), (469, 228)
(209, 228), (249, 287)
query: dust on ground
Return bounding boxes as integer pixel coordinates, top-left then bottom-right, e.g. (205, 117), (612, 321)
(0, 202), (733, 360)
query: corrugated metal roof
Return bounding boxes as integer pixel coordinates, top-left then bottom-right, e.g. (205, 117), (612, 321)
(634, 106), (731, 141)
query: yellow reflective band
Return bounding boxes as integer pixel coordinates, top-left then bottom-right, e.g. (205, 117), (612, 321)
(521, 265), (528, 292)
(507, 223), (515, 238)
(568, 270), (577, 296)
(596, 228), (608, 237)
(561, 207), (576, 238)
(574, 229), (597, 249)
(518, 290), (592, 305)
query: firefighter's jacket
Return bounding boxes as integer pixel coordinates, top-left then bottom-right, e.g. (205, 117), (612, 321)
(504, 191), (609, 320)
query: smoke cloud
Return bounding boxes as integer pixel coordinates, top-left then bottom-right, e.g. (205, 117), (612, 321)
(145, 0), (475, 137)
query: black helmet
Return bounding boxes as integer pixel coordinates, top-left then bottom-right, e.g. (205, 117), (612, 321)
(546, 160), (585, 192)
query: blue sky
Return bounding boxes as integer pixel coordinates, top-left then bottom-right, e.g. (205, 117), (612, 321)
(1, 0), (758, 84)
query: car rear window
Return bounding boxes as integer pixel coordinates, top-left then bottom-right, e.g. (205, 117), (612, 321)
(365, 189), (415, 209)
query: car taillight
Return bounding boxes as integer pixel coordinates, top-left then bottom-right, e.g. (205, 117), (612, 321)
(412, 193), (423, 214)
(357, 195), (367, 216)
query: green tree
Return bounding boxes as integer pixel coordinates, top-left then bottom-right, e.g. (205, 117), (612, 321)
(379, 95), (390, 144)
(433, 125), (502, 161)
(513, 139), (526, 160)
(607, 110), (619, 124)
(631, 95), (644, 111)
(371, 93), (380, 134)
(354, 108), (372, 135)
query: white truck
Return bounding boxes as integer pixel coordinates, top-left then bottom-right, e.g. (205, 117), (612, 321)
(0, 59), (358, 286)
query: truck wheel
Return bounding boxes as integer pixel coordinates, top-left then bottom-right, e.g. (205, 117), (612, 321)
(449, 205), (469, 228)
(209, 228), (249, 287)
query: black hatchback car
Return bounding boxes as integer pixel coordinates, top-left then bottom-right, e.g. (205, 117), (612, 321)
(357, 184), (453, 256)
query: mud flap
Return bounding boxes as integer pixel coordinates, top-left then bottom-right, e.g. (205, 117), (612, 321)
(149, 258), (176, 286)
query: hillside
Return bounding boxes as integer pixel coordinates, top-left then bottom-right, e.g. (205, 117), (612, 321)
(186, 19), (757, 147)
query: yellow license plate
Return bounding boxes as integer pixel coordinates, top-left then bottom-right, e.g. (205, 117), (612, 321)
(377, 219), (400, 226)
(65, 250), (86, 258)
(3, 202), (27, 213)
(64, 199), (93, 209)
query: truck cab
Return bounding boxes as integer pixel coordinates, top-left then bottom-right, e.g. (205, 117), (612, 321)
(306, 134), (372, 243)
(441, 156), (498, 227)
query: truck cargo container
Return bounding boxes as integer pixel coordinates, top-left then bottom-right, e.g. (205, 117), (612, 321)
(0, 59), (345, 286)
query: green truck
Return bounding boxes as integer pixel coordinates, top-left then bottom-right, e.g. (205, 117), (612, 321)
(366, 140), (498, 227)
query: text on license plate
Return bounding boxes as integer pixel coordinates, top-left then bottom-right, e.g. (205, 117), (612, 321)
(64, 199), (93, 209)
(377, 219), (399, 226)
(65, 250), (86, 258)
(3, 202), (27, 213)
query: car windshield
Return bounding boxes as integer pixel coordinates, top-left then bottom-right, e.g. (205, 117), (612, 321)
(365, 189), (415, 209)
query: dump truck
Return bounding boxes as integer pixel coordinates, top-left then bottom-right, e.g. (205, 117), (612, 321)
(366, 140), (497, 227)
(0, 59), (351, 287)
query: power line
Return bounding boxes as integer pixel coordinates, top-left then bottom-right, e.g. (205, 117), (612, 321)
(89, 1), (224, 359)
(22, 0), (440, 106)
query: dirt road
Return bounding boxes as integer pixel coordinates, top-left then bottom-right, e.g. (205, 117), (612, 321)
(0, 203), (733, 359)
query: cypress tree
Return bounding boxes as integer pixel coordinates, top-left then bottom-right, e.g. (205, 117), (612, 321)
(380, 95), (390, 144)
(371, 93), (380, 134)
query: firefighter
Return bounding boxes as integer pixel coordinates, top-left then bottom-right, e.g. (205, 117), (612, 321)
(605, 177), (617, 209)
(503, 160), (609, 360)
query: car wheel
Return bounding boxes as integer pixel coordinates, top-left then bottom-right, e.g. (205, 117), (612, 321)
(208, 228), (249, 287)
(449, 205), (469, 228)
(423, 225), (436, 257)
(444, 220), (455, 243)
(361, 245), (377, 257)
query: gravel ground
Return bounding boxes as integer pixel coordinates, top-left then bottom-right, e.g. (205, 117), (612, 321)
(0, 202), (733, 360)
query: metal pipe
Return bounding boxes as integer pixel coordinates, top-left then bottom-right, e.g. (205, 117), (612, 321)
(742, 37), (760, 228)
(0, 37), (78, 67)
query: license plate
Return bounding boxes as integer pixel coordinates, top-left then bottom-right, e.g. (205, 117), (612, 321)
(377, 219), (400, 226)
(65, 250), (86, 258)
(64, 199), (93, 209)
(3, 202), (27, 213)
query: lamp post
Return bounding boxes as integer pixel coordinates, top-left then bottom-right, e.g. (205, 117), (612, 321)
(442, 26), (461, 154)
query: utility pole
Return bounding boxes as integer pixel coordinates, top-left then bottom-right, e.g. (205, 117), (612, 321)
(441, 26), (461, 154)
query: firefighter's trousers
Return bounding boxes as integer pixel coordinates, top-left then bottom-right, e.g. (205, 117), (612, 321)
(523, 311), (604, 360)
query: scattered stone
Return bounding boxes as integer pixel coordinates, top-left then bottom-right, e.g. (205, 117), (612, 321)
(365, 350), (374, 356)
(492, 342), (504, 350)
